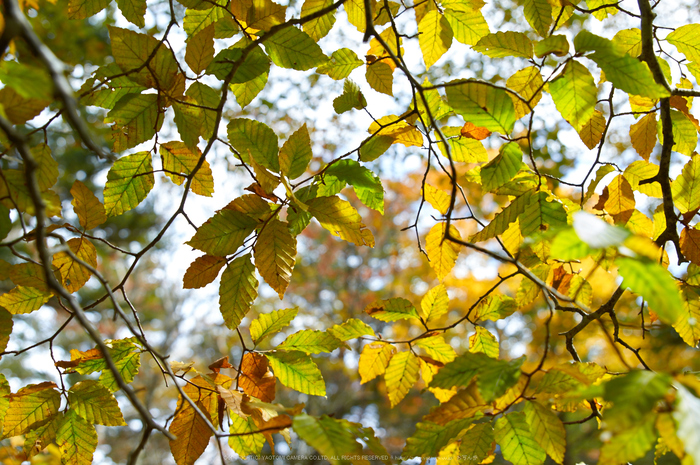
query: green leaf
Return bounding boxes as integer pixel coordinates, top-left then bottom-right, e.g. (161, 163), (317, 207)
(231, 71), (269, 108)
(206, 43), (270, 84)
(616, 257), (682, 326)
(264, 27), (328, 70)
(459, 423), (495, 465)
(385, 351), (420, 407)
(523, 0), (552, 36)
(494, 412), (546, 465)
(438, 127), (489, 163)
(218, 255), (258, 330)
(446, 81), (516, 134)
(603, 371), (671, 429)
(430, 352), (524, 401)
(0, 286), (51, 315)
(673, 385), (700, 462)
(227, 118), (279, 172)
(292, 414), (365, 465)
(612, 28), (642, 57)
(250, 307), (298, 344)
(108, 27), (180, 89)
(667, 24), (700, 62)
(0, 62), (53, 101)
(0, 204), (10, 242)
(469, 326), (499, 358)
(664, 110), (698, 156)
(254, 219), (297, 299)
(301, 0), (337, 40)
(549, 60), (597, 132)
(420, 284), (450, 322)
(102, 151), (154, 217)
(470, 191), (532, 243)
(68, 0), (110, 18)
(68, 380), (126, 426)
(598, 416), (656, 464)
(316, 48), (363, 80)
(360, 134), (394, 162)
(671, 142), (700, 208)
(278, 330), (344, 354)
(365, 297), (419, 321)
(323, 160), (384, 213)
(415, 335), (457, 363)
(519, 191), (568, 237)
(56, 410), (98, 465)
(99, 349), (142, 392)
(444, 8), (489, 46)
(160, 141), (214, 197)
(184, 4), (226, 37)
(481, 143), (523, 193)
(333, 79), (367, 114)
(574, 31), (670, 98)
(3, 382), (60, 438)
(279, 125), (313, 180)
(473, 31), (533, 58)
(105, 94), (163, 152)
(186, 82), (219, 139)
(228, 414), (265, 458)
(418, 10), (454, 69)
(471, 295), (516, 323)
(403, 419), (473, 458)
(0, 309), (11, 356)
(523, 402), (566, 464)
(534, 35), (570, 58)
(266, 351), (326, 396)
(675, 286), (700, 347)
(366, 61), (394, 96)
(307, 196), (375, 247)
(328, 318), (376, 341)
(116, 0), (147, 27)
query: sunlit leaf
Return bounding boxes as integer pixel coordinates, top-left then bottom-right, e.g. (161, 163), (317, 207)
(255, 219), (297, 299)
(251, 307), (298, 344)
(473, 31), (533, 58)
(57, 410), (98, 465)
(70, 180), (106, 230)
(68, 380), (126, 426)
(359, 342), (396, 383)
(266, 351), (326, 396)
(103, 151), (155, 217)
(0, 286), (51, 315)
(403, 419), (473, 458)
(446, 81), (516, 133)
(307, 196), (375, 247)
(385, 351), (420, 407)
(277, 330), (344, 354)
(420, 284), (450, 322)
(469, 326), (499, 358)
(419, 10), (454, 69)
(425, 223), (462, 280)
(494, 412), (546, 465)
(187, 210), (258, 256)
(264, 27), (328, 70)
(365, 297), (419, 321)
(52, 237), (98, 293)
(549, 60), (597, 132)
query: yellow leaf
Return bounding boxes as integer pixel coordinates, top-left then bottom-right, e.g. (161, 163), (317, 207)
(507, 67), (544, 119)
(469, 326), (499, 358)
(420, 284), (450, 322)
(418, 10), (453, 69)
(604, 175), (635, 216)
(160, 141), (215, 197)
(254, 219), (296, 298)
(307, 196), (375, 247)
(384, 351), (420, 407)
(415, 335), (457, 363)
(425, 223), (462, 280)
(629, 112), (657, 161)
(359, 342), (395, 383)
(52, 237), (97, 293)
(70, 180), (106, 230)
(578, 110), (606, 150)
(366, 61), (394, 96)
(423, 184), (451, 215)
(168, 400), (213, 465)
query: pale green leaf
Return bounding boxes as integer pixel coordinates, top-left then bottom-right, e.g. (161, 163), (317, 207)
(473, 31), (533, 58)
(438, 127), (489, 163)
(494, 412), (546, 465)
(280, 124), (313, 179)
(470, 191), (532, 243)
(230, 71), (269, 108)
(518, 191), (568, 237)
(333, 79), (367, 114)
(523, 402), (566, 464)
(385, 351), (420, 407)
(403, 419), (473, 458)
(278, 330), (344, 354)
(264, 27), (328, 70)
(56, 410), (98, 465)
(292, 414), (364, 465)
(68, 380), (125, 426)
(534, 35), (570, 58)
(523, 0), (552, 37)
(444, 8), (489, 46)
(328, 318), (376, 341)
(446, 81), (516, 134)
(266, 351), (326, 396)
(415, 335), (457, 363)
(549, 60), (597, 132)
(103, 151), (154, 217)
(667, 24), (700, 62)
(459, 423), (495, 465)
(3, 382), (60, 438)
(250, 307), (298, 344)
(469, 326), (499, 358)
(317, 48), (364, 80)
(0, 286), (50, 315)
(365, 297), (419, 321)
(481, 143), (523, 192)
(228, 414), (265, 458)
(227, 118), (279, 172)
(105, 94), (163, 152)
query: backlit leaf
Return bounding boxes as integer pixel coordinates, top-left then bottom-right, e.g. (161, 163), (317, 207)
(266, 351), (326, 396)
(250, 307), (298, 344)
(578, 109), (606, 149)
(426, 223), (462, 280)
(278, 330), (344, 354)
(629, 112), (657, 160)
(70, 180), (106, 230)
(228, 414), (265, 458)
(507, 66), (544, 119)
(239, 353), (276, 402)
(469, 326), (499, 358)
(446, 80), (516, 133)
(280, 124), (313, 179)
(421, 284), (450, 322)
(418, 10), (454, 69)
(444, 8), (489, 46)
(473, 31), (533, 58)
(227, 118), (279, 172)
(301, 0), (337, 40)
(415, 335), (457, 363)
(186, 24), (216, 74)
(292, 414), (364, 465)
(183, 255), (226, 289)
(424, 184), (451, 215)
(307, 196), (375, 247)
(365, 297), (419, 321)
(494, 412), (546, 465)
(219, 255), (258, 330)
(333, 79), (367, 114)
(52, 237), (97, 293)
(68, 380), (125, 426)
(523, 402), (566, 464)
(385, 351), (420, 407)
(470, 191), (533, 243)
(359, 342), (396, 383)
(328, 319), (376, 341)
(264, 27), (328, 70)
(459, 423), (495, 465)
(3, 382), (60, 438)
(481, 143), (523, 192)
(316, 48), (363, 80)
(403, 419), (473, 458)
(169, 400), (212, 465)
(672, 154), (700, 213)
(103, 151), (154, 217)
(255, 219), (297, 299)
(519, 191), (568, 236)
(667, 24), (700, 62)
(366, 61), (394, 96)
(549, 60), (597, 132)
(0, 286), (50, 315)
(117, 0), (147, 27)
(617, 257), (682, 326)
(57, 410), (98, 465)
(187, 210), (258, 256)
(523, 0), (552, 36)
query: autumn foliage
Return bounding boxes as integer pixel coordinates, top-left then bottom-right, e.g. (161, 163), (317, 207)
(2, 0), (700, 463)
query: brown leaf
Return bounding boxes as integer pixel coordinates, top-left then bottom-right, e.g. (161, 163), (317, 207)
(578, 110), (606, 149)
(681, 227), (700, 264)
(183, 255), (226, 289)
(239, 353), (276, 402)
(592, 186), (609, 210)
(208, 356), (233, 373)
(551, 267), (572, 294)
(216, 386), (248, 419)
(244, 183), (279, 202)
(460, 122), (491, 140)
